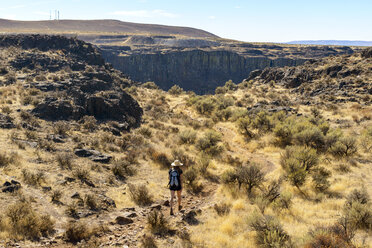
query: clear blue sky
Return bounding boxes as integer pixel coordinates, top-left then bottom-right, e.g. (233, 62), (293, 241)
(0, 0), (371, 42)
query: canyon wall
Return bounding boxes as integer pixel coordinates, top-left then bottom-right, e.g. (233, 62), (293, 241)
(101, 49), (307, 94)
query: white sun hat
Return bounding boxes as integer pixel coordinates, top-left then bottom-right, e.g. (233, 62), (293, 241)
(171, 160), (183, 167)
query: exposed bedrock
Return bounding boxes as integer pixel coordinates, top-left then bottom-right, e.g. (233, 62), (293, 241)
(101, 49), (307, 94)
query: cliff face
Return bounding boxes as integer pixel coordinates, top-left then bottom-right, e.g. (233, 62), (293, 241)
(101, 49), (307, 94)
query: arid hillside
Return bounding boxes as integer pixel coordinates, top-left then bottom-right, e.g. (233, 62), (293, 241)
(0, 35), (371, 248)
(0, 19), (218, 38)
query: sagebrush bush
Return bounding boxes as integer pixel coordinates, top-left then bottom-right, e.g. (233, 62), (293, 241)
(311, 167), (331, 192)
(273, 124), (293, 147)
(213, 203), (231, 216)
(141, 234), (158, 248)
(196, 130), (223, 156)
(250, 214), (292, 248)
(237, 116), (255, 140)
(64, 221), (92, 243)
(112, 160), (135, 180)
(128, 184), (153, 206)
(22, 169), (45, 186)
(280, 146), (319, 189)
(306, 224), (352, 248)
(0, 152), (12, 167)
(151, 151), (170, 168)
(142, 81), (159, 89)
(5, 201), (54, 240)
(56, 153), (74, 170)
(273, 191), (293, 211)
(194, 97), (216, 115)
(342, 189), (372, 231)
(53, 121), (70, 136)
(329, 136), (358, 158)
(178, 129), (197, 144)
(168, 85), (184, 95)
(147, 210), (169, 236)
(251, 111), (273, 133)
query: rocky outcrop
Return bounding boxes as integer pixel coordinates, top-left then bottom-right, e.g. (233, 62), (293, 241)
(102, 49), (306, 94)
(100, 39), (354, 94)
(1, 34), (143, 129)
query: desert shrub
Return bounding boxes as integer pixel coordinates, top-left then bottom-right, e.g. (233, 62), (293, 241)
(251, 111), (273, 133)
(73, 168), (91, 183)
(138, 126), (152, 138)
(81, 116), (97, 131)
(178, 129), (197, 144)
(294, 126), (325, 151)
(312, 167), (331, 192)
(112, 160), (135, 180)
(22, 169), (45, 186)
(183, 168), (198, 185)
(51, 189), (62, 203)
(273, 124), (293, 147)
(345, 188), (369, 207)
(0, 152), (12, 167)
(128, 184), (153, 206)
(56, 153), (74, 170)
(262, 180), (281, 203)
(142, 81), (159, 89)
(5, 201), (54, 240)
(329, 136), (357, 158)
(224, 80), (238, 91)
(342, 189), (372, 231)
(215, 86), (227, 94)
(273, 191), (293, 211)
(280, 146), (318, 189)
(196, 156), (210, 174)
(237, 116), (255, 140)
(168, 85), (184, 95)
(34, 74), (47, 81)
(196, 130), (223, 156)
(236, 164), (265, 194)
(147, 210), (169, 236)
(222, 163), (265, 194)
(2, 106), (12, 114)
(306, 224), (353, 248)
(194, 97), (216, 115)
(0, 66), (8, 75)
(84, 194), (99, 211)
(64, 221), (93, 243)
(151, 151), (170, 168)
(360, 126), (372, 152)
(5, 72), (17, 84)
(141, 234), (158, 248)
(171, 149), (195, 167)
(250, 214), (292, 248)
(216, 96), (235, 110)
(213, 203), (231, 216)
(213, 107), (233, 122)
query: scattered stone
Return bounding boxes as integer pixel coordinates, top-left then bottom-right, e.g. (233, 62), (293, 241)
(0, 114), (15, 129)
(74, 148), (112, 163)
(47, 134), (65, 143)
(71, 192), (81, 199)
(2, 180), (21, 193)
(163, 200), (170, 206)
(115, 216), (134, 225)
(124, 212), (137, 218)
(150, 204), (162, 210)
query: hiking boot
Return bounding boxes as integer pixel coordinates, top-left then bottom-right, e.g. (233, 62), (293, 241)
(170, 208), (174, 215)
(178, 205), (182, 211)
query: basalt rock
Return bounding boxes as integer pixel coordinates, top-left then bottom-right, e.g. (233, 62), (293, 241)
(0, 114), (15, 129)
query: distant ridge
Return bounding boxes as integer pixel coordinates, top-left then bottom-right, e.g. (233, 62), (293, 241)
(0, 19), (218, 38)
(286, 40), (372, 46)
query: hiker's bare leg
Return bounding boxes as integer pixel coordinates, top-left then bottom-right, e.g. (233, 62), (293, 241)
(170, 190), (175, 214)
(177, 190), (182, 209)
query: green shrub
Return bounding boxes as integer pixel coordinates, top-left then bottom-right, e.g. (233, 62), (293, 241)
(178, 129), (197, 144)
(196, 130), (223, 156)
(215, 86), (227, 94)
(306, 224), (353, 248)
(151, 151), (170, 168)
(342, 189), (372, 231)
(311, 167), (331, 192)
(128, 184), (153, 206)
(168, 85), (184, 95)
(147, 210), (169, 236)
(195, 97), (216, 115)
(138, 126), (152, 138)
(273, 191), (292, 211)
(329, 136), (358, 158)
(141, 234), (158, 248)
(280, 146), (318, 189)
(142, 81), (159, 89)
(250, 214), (292, 248)
(237, 116), (255, 140)
(22, 169), (45, 186)
(216, 96), (235, 110)
(273, 124), (293, 147)
(224, 80), (238, 91)
(65, 221), (91, 243)
(251, 111), (273, 133)
(56, 153), (74, 170)
(294, 126), (325, 151)
(53, 121), (70, 136)
(360, 126), (372, 152)
(0, 152), (13, 167)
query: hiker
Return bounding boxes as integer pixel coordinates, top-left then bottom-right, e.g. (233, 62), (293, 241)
(168, 160), (183, 215)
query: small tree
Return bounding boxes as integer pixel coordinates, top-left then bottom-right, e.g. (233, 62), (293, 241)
(236, 164), (265, 194)
(237, 116), (254, 140)
(168, 85), (184, 95)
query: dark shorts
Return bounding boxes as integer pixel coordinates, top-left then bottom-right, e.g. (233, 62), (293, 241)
(170, 186), (182, 191)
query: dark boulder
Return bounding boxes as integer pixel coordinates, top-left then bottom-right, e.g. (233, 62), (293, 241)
(0, 114), (15, 129)
(361, 47), (372, 58)
(115, 216), (134, 225)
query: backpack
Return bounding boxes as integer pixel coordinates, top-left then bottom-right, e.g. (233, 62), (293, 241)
(169, 169), (179, 188)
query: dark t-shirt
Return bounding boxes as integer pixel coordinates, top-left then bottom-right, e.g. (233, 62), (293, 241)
(169, 167), (183, 191)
